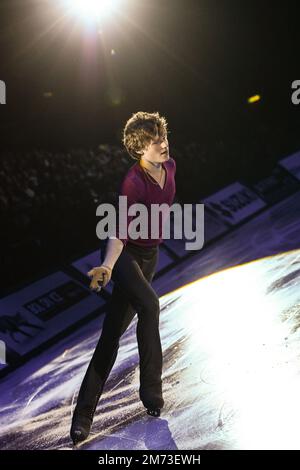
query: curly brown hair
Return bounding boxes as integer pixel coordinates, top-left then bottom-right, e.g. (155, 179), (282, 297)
(122, 111), (168, 160)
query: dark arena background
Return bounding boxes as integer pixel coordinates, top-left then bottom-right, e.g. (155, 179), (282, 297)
(1, 0), (300, 459)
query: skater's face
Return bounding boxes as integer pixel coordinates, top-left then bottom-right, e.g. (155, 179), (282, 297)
(140, 132), (169, 163)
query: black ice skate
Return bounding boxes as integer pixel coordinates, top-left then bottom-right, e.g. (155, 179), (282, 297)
(146, 408), (161, 417)
(70, 411), (93, 445)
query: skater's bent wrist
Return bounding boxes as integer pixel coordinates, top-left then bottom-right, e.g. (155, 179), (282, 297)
(102, 264), (112, 271)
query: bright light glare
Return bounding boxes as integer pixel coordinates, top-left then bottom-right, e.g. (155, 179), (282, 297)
(247, 94), (261, 104)
(65, 0), (121, 22)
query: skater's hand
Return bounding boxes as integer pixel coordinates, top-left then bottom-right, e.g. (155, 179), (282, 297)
(87, 265), (112, 291)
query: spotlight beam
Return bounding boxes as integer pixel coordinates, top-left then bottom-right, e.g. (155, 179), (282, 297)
(64, 0), (121, 23)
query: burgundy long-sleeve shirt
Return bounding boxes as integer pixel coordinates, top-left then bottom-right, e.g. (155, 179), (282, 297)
(113, 157), (176, 247)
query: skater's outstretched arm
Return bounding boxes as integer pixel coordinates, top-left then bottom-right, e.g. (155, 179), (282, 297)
(88, 237), (124, 291)
(102, 237), (124, 271)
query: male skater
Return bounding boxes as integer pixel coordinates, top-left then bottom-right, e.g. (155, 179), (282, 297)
(70, 111), (176, 444)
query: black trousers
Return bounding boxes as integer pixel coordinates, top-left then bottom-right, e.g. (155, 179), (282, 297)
(74, 241), (164, 419)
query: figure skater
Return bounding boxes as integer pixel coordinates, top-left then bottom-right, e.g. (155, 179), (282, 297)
(70, 111), (176, 444)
